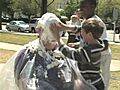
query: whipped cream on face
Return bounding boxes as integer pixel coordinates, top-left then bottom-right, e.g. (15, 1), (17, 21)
(36, 13), (63, 42)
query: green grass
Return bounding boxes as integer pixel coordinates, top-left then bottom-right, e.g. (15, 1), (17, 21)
(0, 32), (38, 45)
(110, 44), (120, 61)
(109, 71), (120, 90)
(0, 48), (16, 63)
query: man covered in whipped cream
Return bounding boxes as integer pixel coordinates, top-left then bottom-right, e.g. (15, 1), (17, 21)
(0, 13), (72, 90)
(0, 13), (96, 90)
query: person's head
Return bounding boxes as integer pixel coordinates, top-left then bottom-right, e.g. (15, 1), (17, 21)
(70, 15), (79, 23)
(79, 0), (97, 19)
(36, 13), (62, 50)
(81, 18), (104, 43)
(75, 9), (82, 19)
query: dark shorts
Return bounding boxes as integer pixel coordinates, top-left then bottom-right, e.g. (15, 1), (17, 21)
(94, 81), (105, 90)
(67, 35), (80, 43)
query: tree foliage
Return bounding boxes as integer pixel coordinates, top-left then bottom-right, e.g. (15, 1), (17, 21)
(17, 0), (40, 19)
(1, 0), (120, 23)
(62, 1), (80, 19)
(98, 0), (120, 22)
(47, 0), (61, 16)
(0, 0), (12, 29)
(5, 0), (19, 19)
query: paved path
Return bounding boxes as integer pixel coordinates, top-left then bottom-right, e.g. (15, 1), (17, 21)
(110, 60), (120, 71)
(0, 42), (22, 51)
(0, 42), (120, 71)
(0, 64), (4, 71)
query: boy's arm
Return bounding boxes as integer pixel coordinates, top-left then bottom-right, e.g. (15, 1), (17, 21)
(59, 44), (90, 64)
(59, 44), (76, 59)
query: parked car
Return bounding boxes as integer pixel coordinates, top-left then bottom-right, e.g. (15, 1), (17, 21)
(2, 16), (11, 22)
(29, 18), (40, 33)
(105, 21), (120, 34)
(6, 21), (30, 32)
(105, 22), (114, 30)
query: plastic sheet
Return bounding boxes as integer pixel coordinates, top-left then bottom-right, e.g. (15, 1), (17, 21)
(0, 39), (97, 90)
(0, 52), (19, 90)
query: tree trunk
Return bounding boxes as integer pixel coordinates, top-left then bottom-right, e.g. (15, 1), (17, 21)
(10, 12), (14, 20)
(28, 15), (31, 22)
(41, 0), (47, 15)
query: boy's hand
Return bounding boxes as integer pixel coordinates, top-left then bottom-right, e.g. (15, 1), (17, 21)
(50, 23), (61, 42)
(50, 22), (66, 31)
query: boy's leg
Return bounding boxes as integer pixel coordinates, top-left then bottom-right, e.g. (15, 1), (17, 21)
(94, 81), (105, 90)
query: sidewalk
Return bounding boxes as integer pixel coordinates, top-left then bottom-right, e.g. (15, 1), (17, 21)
(0, 42), (22, 51)
(0, 42), (120, 71)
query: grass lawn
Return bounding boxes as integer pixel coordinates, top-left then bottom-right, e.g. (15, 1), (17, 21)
(0, 32), (37, 45)
(109, 71), (120, 90)
(0, 49), (16, 63)
(110, 44), (120, 60)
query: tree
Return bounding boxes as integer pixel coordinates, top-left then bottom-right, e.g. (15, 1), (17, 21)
(98, 0), (120, 22)
(0, 0), (11, 30)
(35, 0), (54, 16)
(61, 0), (80, 19)
(16, 0), (40, 20)
(41, 0), (47, 15)
(34, 0), (48, 16)
(6, 0), (19, 20)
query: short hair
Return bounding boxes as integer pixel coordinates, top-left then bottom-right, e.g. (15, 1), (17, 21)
(70, 15), (78, 19)
(82, 18), (104, 39)
(80, 0), (98, 6)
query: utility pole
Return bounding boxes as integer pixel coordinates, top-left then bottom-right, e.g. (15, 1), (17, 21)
(0, 0), (3, 30)
(113, 7), (118, 42)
